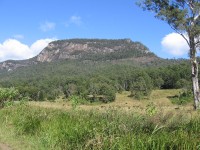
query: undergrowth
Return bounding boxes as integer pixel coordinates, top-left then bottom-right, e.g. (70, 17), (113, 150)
(169, 90), (193, 105)
(0, 105), (200, 150)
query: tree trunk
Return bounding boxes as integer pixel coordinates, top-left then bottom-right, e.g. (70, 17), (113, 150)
(191, 41), (200, 109)
(191, 59), (200, 109)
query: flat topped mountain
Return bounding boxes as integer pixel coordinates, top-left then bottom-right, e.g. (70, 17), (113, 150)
(0, 39), (159, 71)
(36, 39), (157, 62)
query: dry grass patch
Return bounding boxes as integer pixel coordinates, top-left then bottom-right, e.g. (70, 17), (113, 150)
(29, 89), (195, 115)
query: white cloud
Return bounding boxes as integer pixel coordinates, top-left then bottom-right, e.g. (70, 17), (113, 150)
(0, 39), (30, 61)
(40, 21), (56, 32)
(0, 38), (56, 62)
(65, 15), (82, 27)
(70, 15), (82, 26)
(161, 32), (189, 57)
(30, 39), (55, 56)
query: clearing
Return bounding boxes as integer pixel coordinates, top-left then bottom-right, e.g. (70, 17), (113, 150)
(0, 89), (197, 150)
(30, 89), (194, 114)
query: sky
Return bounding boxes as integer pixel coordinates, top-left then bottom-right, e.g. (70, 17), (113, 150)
(0, 0), (190, 62)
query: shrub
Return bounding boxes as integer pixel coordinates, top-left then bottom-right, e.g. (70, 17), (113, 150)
(0, 87), (19, 108)
(88, 82), (116, 103)
(170, 90), (193, 105)
(146, 102), (158, 116)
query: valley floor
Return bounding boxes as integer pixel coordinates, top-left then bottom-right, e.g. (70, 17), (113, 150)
(30, 89), (194, 114)
(0, 89), (199, 150)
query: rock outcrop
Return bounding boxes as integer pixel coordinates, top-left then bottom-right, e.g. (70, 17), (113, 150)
(0, 39), (159, 71)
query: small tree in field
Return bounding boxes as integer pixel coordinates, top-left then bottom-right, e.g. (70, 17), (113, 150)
(138, 0), (200, 109)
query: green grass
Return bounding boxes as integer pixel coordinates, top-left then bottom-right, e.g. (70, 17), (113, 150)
(169, 90), (193, 105)
(0, 103), (200, 150)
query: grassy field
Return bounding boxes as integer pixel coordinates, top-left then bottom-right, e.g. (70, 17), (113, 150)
(0, 89), (199, 150)
(30, 89), (193, 114)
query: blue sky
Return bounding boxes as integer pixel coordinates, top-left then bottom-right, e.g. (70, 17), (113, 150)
(0, 0), (189, 62)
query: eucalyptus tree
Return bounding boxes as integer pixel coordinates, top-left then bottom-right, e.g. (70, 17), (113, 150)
(138, 0), (200, 109)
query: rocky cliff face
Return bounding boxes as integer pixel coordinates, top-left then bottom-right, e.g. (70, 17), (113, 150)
(36, 39), (156, 62)
(0, 39), (159, 71)
(36, 42), (89, 62)
(0, 59), (37, 72)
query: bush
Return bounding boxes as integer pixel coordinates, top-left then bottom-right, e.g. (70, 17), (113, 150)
(0, 87), (19, 108)
(88, 78), (116, 103)
(175, 79), (191, 89)
(170, 90), (193, 105)
(145, 102), (158, 116)
(69, 95), (89, 109)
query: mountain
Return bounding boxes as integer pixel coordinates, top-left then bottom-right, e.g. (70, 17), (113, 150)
(0, 39), (160, 71)
(36, 39), (157, 62)
(0, 39), (190, 102)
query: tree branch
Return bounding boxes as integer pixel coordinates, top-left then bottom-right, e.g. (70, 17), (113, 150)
(196, 40), (200, 47)
(194, 11), (200, 22)
(170, 25), (191, 46)
(185, 0), (194, 11)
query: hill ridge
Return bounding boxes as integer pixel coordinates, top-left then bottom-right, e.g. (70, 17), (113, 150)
(0, 38), (159, 71)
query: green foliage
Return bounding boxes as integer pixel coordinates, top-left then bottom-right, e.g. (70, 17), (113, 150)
(170, 90), (193, 105)
(138, 0), (200, 39)
(0, 58), (192, 103)
(154, 77), (164, 89)
(1, 105), (200, 149)
(146, 63), (191, 89)
(175, 78), (191, 89)
(145, 102), (157, 116)
(0, 87), (19, 108)
(88, 76), (116, 103)
(138, 0), (200, 109)
(4, 100), (15, 107)
(69, 95), (79, 109)
(130, 71), (153, 100)
(69, 95), (89, 109)
(12, 106), (43, 135)
(18, 96), (29, 106)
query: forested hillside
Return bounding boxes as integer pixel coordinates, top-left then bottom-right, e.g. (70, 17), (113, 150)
(0, 59), (191, 102)
(0, 39), (192, 103)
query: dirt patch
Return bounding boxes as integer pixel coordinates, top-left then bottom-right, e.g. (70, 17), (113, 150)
(0, 143), (12, 150)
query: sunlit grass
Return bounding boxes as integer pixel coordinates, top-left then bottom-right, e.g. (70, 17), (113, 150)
(0, 103), (200, 149)
(30, 89), (193, 113)
(0, 89), (199, 149)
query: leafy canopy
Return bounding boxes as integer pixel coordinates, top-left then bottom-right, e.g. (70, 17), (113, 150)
(138, 0), (200, 49)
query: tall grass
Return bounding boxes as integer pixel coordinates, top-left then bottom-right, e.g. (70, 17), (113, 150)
(0, 105), (200, 150)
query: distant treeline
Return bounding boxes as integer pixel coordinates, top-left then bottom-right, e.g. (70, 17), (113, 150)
(0, 59), (192, 102)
